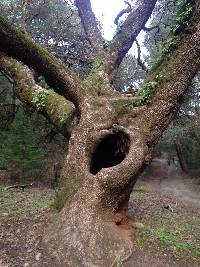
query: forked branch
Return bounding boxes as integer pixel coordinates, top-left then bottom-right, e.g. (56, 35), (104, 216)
(0, 16), (84, 108)
(106, 0), (157, 76)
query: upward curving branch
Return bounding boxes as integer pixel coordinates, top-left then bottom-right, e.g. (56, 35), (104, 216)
(114, 6), (131, 26)
(140, 3), (200, 146)
(0, 16), (84, 108)
(75, 0), (104, 54)
(106, 0), (157, 76)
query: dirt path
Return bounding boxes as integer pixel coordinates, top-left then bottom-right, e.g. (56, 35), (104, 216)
(159, 173), (200, 208)
(146, 158), (200, 208)
(125, 163), (200, 267)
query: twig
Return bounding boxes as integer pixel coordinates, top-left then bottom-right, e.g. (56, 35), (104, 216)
(110, 246), (133, 267)
(121, 246), (133, 263)
(114, 7), (131, 26)
(5, 183), (34, 192)
(164, 204), (174, 212)
(110, 254), (121, 267)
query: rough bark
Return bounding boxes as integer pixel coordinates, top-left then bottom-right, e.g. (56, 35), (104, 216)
(44, 95), (148, 266)
(75, 0), (104, 54)
(0, 0), (200, 266)
(43, 2), (200, 265)
(141, 15), (200, 145)
(106, 0), (157, 76)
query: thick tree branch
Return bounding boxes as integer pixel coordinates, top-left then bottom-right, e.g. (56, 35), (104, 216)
(106, 0), (157, 76)
(74, 0), (104, 53)
(0, 53), (77, 138)
(0, 15), (85, 108)
(141, 6), (200, 145)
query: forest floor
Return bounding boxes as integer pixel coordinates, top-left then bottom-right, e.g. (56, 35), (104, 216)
(127, 162), (200, 267)
(0, 161), (200, 267)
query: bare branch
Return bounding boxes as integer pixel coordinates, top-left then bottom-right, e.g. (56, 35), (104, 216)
(74, 0), (104, 53)
(135, 39), (148, 73)
(0, 15), (85, 108)
(124, 0), (132, 8)
(114, 7), (131, 26)
(0, 52), (78, 137)
(106, 0), (157, 76)
(5, 183), (34, 191)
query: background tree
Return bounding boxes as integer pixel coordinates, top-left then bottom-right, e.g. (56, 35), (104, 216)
(0, 74), (17, 129)
(113, 54), (145, 92)
(0, 0), (199, 265)
(0, 108), (44, 182)
(0, 0), (93, 78)
(0, 1), (72, 183)
(155, 75), (200, 171)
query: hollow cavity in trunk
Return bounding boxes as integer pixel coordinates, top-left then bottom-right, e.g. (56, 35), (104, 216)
(90, 131), (130, 174)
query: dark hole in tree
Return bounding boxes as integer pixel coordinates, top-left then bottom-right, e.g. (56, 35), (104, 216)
(90, 131), (130, 175)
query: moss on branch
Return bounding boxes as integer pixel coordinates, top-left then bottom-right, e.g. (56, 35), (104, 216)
(0, 53), (75, 136)
(139, 72), (168, 104)
(140, 0), (194, 104)
(83, 58), (112, 95)
(150, 0), (193, 69)
(0, 15), (83, 106)
(112, 98), (140, 115)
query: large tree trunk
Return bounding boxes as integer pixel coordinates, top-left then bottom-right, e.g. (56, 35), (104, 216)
(43, 98), (147, 266)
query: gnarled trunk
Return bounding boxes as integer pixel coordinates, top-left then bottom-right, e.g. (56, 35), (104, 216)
(43, 98), (147, 266)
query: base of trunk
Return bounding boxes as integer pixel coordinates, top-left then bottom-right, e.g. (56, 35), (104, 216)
(43, 198), (134, 266)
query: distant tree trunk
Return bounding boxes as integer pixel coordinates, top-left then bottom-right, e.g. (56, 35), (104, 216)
(174, 139), (189, 173)
(52, 162), (61, 188)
